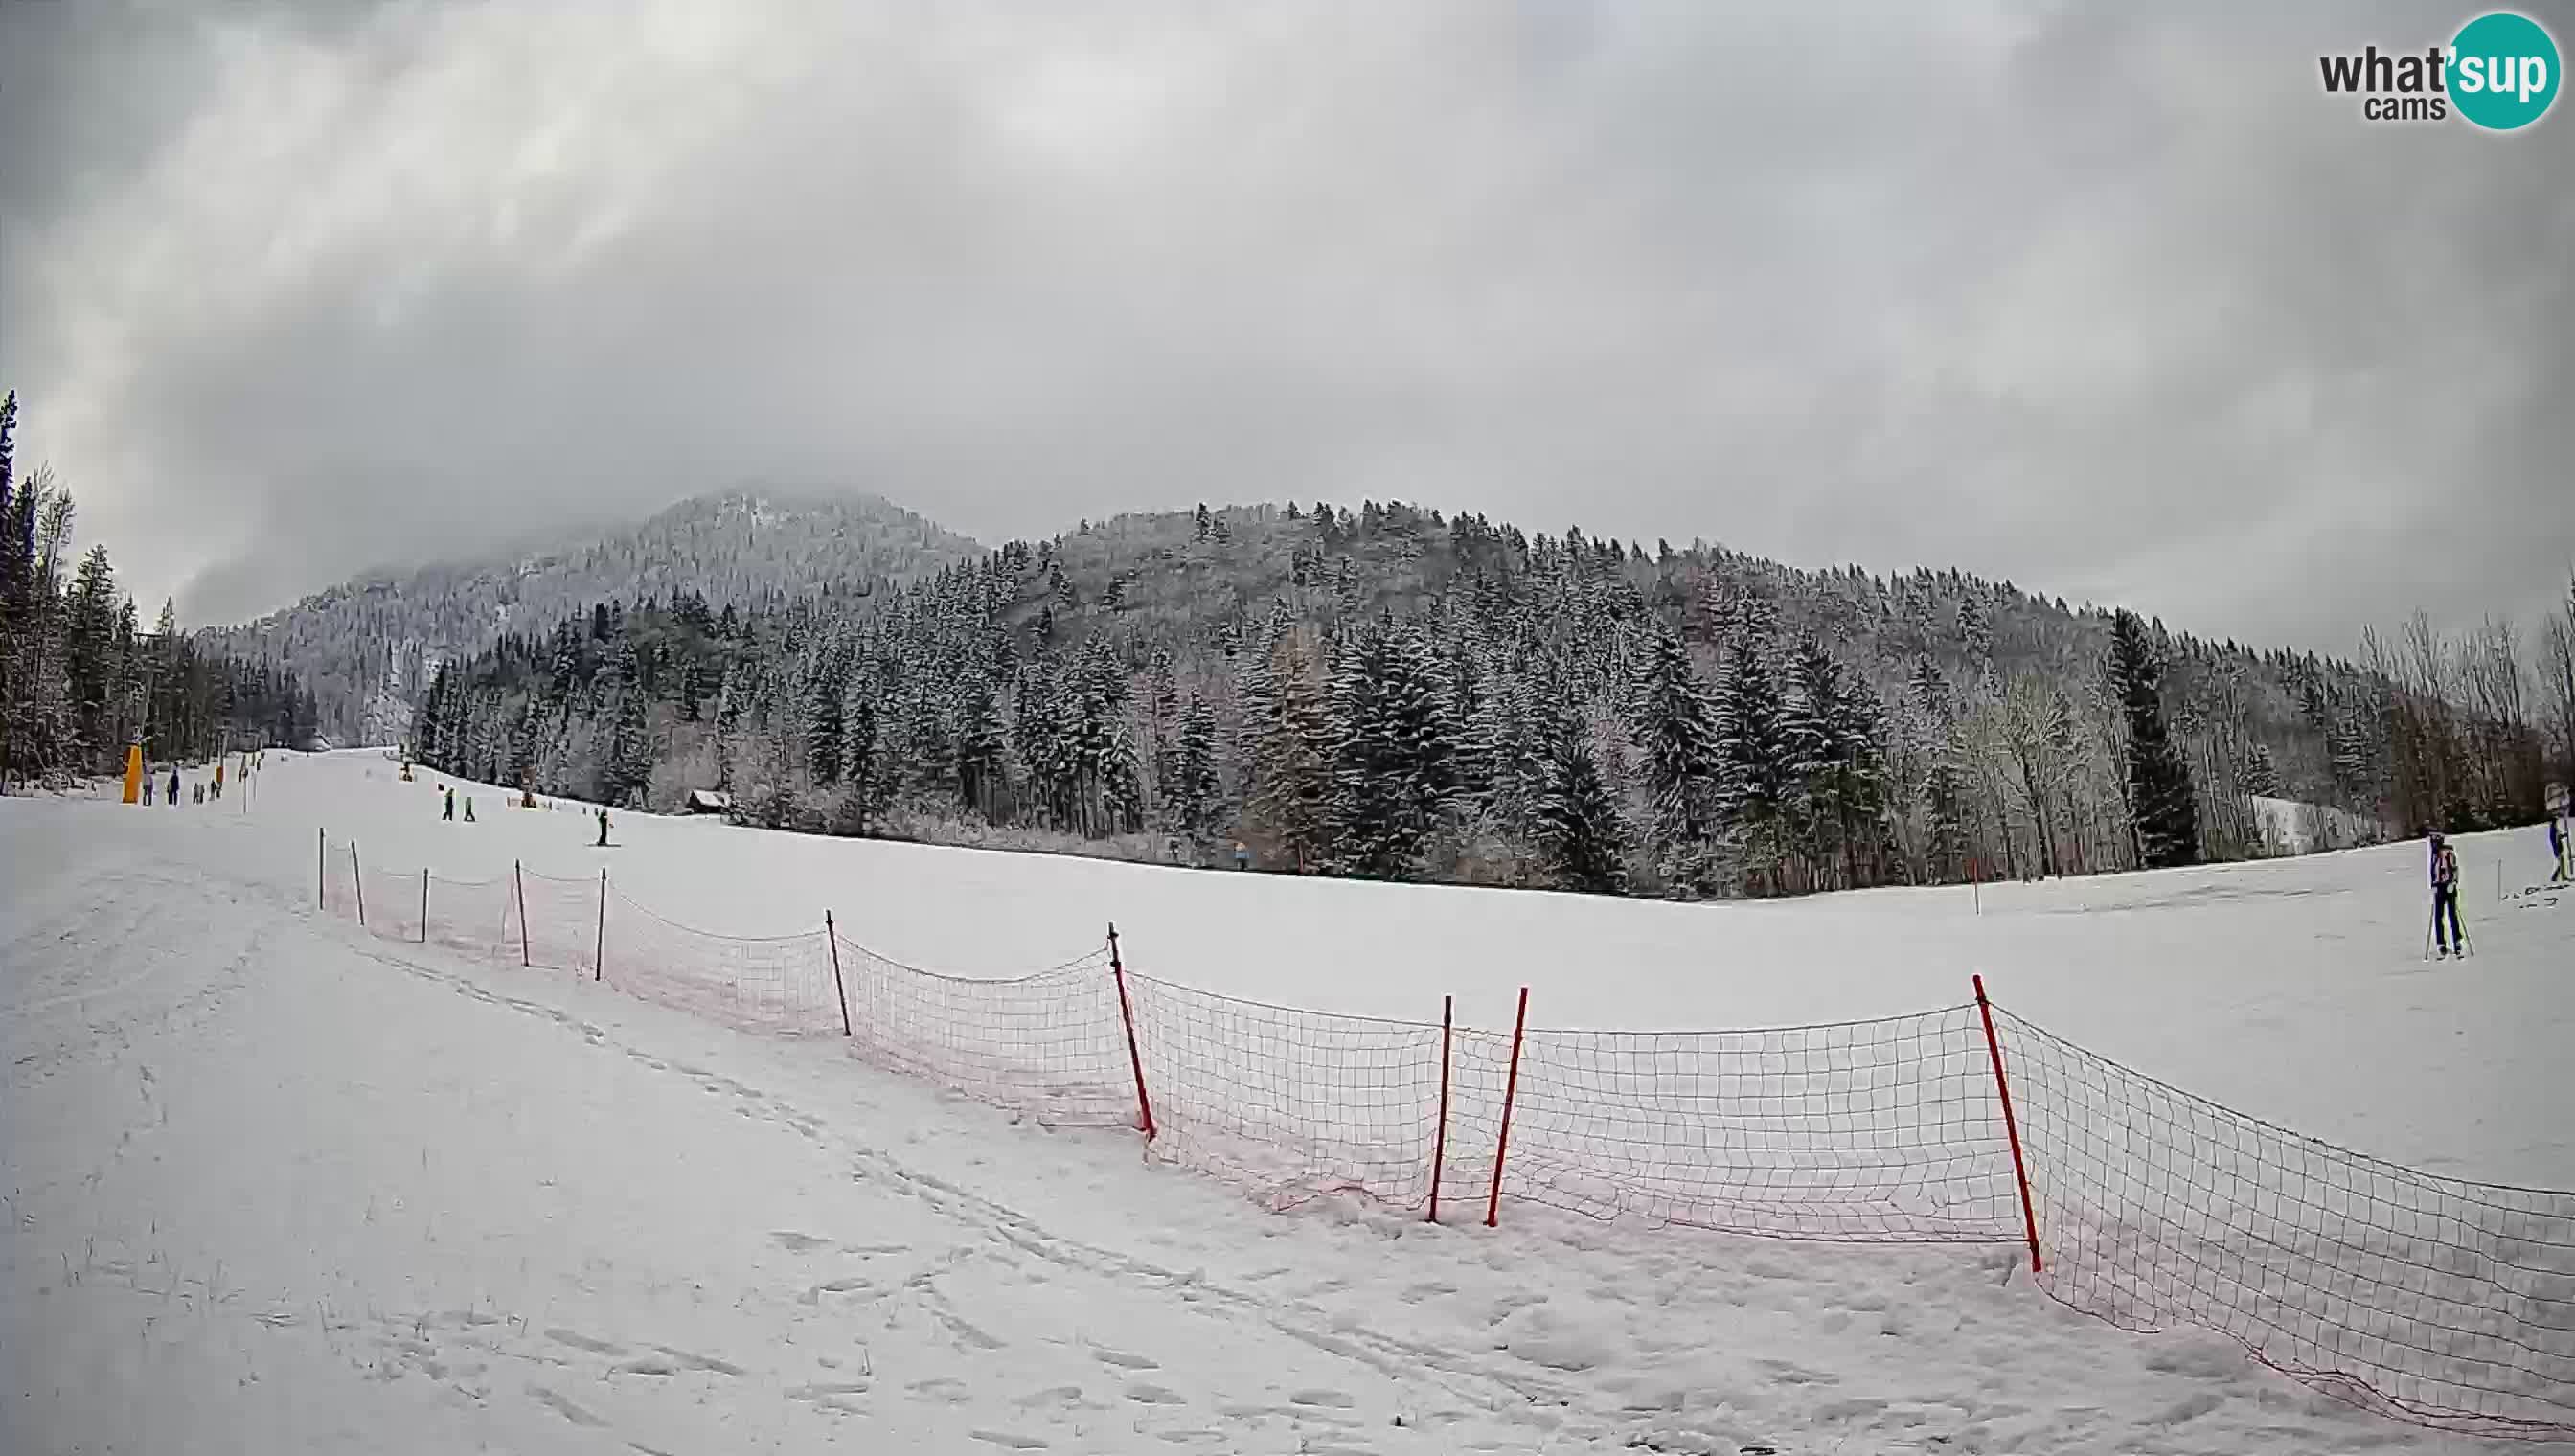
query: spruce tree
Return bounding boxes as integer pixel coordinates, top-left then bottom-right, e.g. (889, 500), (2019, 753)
(713, 667), (744, 795)
(1146, 646), (1179, 812)
(1831, 672), (1891, 887)
(2108, 609), (2199, 868)
(65, 545), (121, 758)
(1533, 710), (1627, 894)
(1443, 638), (1496, 798)
(413, 665), (450, 764)
(954, 678), (1007, 821)
(1779, 636), (1847, 883)
(1251, 636), (1335, 870)
(109, 597), (141, 755)
(1329, 618), (1455, 877)
(602, 638), (654, 808)
(837, 685), (885, 833)
(1633, 624), (1720, 892)
(1168, 693), (1220, 838)
(438, 664), (472, 773)
(0, 392), (18, 641)
(1713, 631), (1793, 893)
(1923, 749), (1969, 879)
(807, 648), (845, 785)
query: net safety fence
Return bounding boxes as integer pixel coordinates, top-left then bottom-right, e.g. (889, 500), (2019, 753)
(306, 839), (2574, 1440)
(1994, 1008), (2575, 1441)
(319, 844), (1131, 1128)
(1120, 979), (2020, 1244)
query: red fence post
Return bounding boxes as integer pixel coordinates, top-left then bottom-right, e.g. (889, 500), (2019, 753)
(1485, 986), (1529, 1229)
(421, 867), (430, 944)
(514, 860), (531, 967)
(1108, 922), (1156, 1140)
(1974, 974), (2043, 1274)
(825, 911), (853, 1037)
(594, 868), (607, 983)
(1428, 993), (1453, 1223)
(351, 843), (366, 929)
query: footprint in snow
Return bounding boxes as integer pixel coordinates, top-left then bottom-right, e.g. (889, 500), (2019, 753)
(1288, 1389), (1356, 1408)
(968, 1432), (1050, 1450)
(934, 1310), (1006, 1350)
(1014, 1385), (1086, 1409)
(1755, 1357), (1839, 1385)
(648, 1344), (744, 1376)
(1092, 1347), (1159, 1370)
(545, 1328), (626, 1356)
(787, 1381), (875, 1400)
(527, 1384), (610, 1427)
(770, 1230), (833, 1253)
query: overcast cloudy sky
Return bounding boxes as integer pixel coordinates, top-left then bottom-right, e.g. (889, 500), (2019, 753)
(2, 0), (2568, 651)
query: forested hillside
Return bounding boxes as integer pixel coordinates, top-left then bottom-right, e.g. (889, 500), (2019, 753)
(0, 393), (318, 788)
(200, 491), (983, 745)
(409, 497), (2575, 899)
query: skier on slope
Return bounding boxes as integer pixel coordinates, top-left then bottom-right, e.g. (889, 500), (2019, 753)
(2428, 831), (2464, 957)
(2549, 815), (2568, 885)
(596, 808), (611, 848)
(443, 785), (455, 822)
(166, 768), (180, 805)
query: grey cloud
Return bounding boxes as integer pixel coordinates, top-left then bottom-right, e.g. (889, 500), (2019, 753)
(0, 0), (2567, 652)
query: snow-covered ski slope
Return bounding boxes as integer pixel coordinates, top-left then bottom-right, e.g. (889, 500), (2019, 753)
(5, 749), (2570, 1452)
(216, 751), (2575, 1183)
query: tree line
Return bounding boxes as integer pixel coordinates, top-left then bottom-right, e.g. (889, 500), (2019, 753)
(0, 393), (320, 790)
(402, 498), (2568, 898)
(199, 491), (983, 747)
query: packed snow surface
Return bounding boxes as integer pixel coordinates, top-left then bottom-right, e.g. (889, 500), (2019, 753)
(6, 749), (2568, 1453)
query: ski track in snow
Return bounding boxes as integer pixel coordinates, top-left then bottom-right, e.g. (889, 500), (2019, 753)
(7, 757), (2559, 1453)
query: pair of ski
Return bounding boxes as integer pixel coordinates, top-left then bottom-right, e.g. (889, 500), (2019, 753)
(2422, 905), (2475, 961)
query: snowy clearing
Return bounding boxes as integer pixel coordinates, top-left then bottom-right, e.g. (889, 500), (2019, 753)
(2251, 794), (2395, 856)
(6, 750), (2571, 1452)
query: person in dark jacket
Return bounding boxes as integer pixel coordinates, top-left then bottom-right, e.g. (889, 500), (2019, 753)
(2550, 816), (2568, 884)
(444, 785), (456, 821)
(2428, 831), (2464, 956)
(166, 769), (180, 805)
(596, 808), (611, 847)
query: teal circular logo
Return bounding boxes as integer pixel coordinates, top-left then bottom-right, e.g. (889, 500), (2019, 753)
(2450, 11), (2560, 130)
